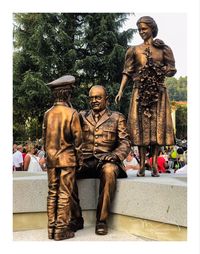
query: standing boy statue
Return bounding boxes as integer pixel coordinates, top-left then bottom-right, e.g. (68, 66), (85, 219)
(42, 75), (83, 240)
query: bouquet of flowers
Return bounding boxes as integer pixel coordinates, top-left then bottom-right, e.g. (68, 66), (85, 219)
(137, 47), (165, 118)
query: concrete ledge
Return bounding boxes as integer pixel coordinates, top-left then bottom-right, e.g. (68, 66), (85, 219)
(109, 213), (187, 241)
(13, 171), (187, 229)
(110, 173), (187, 227)
(13, 210), (96, 232)
(13, 173), (48, 213)
(13, 211), (186, 241)
(13, 226), (145, 241)
(13, 172), (96, 212)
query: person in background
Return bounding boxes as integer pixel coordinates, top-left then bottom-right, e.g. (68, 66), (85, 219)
(13, 144), (23, 171)
(36, 145), (47, 171)
(36, 145), (45, 159)
(177, 147), (186, 168)
(149, 150), (169, 173)
(123, 150), (140, 173)
(23, 143), (43, 173)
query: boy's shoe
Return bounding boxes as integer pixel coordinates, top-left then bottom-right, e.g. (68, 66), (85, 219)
(54, 228), (74, 241)
(48, 228), (54, 239)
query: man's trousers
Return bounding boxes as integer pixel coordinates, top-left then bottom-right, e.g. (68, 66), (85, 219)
(71, 157), (119, 222)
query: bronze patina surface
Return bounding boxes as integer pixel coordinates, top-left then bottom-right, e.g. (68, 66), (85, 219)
(115, 16), (176, 177)
(43, 75), (83, 240)
(71, 85), (131, 235)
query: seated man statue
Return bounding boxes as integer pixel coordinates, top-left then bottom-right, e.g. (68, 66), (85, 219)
(70, 85), (131, 235)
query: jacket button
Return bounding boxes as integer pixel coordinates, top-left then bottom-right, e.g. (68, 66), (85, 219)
(96, 128), (99, 131)
(95, 143), (98, 147)
(95, 135), (98, 139)
(94, 151), (97, 154)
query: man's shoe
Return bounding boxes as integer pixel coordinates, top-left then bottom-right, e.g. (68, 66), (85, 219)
(54, 229), (74, 241)
(95, 221), (108, 235)
(69, 217), (84, 232)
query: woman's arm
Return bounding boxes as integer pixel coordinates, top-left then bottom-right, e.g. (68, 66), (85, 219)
(115, 46), (135, 104)
(115, 74), (129, 104)
(23, 154), (31, 171)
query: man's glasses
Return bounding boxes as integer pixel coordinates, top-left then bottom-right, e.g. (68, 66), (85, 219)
(88, 96), (103, 101)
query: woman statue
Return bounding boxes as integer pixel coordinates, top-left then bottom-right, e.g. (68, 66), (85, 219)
(115, 16), (176, 177)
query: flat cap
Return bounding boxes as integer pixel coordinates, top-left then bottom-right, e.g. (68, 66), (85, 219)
(47, 75), (75, 89)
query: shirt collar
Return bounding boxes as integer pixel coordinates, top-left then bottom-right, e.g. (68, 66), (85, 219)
(92, 108), (106, 117)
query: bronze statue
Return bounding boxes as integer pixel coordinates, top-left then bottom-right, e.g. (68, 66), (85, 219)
(42, 75), (83, 240)
(70, 85), (131, 235)
(115, 16), (176, 177)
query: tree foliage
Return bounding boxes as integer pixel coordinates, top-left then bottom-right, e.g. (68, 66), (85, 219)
(176, 105), (187, 139)
(166, 76), (187, 139)
(166, 76), (187, 101)
(13, 13), (136, 141)
(13, 13), (187, 142)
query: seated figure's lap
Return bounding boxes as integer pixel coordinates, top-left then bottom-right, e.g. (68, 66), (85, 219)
(76, 159), (119, 179)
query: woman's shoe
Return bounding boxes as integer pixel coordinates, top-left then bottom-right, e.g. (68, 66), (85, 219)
(136, 169), (145, 177)
(151, 168), (160, 177)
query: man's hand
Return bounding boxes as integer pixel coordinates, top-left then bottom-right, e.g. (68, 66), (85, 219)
(103, 153), (119, 163)
(76, 162), (84, 171)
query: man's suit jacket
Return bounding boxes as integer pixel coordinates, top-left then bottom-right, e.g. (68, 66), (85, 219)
(42, 102), (83, 168)
(79, 109), (131, 165)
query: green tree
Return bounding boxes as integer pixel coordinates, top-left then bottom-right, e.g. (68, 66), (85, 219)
(13, 13), (136, 141)
(166, 76), (187, 101)
(176, 105), (187, 139)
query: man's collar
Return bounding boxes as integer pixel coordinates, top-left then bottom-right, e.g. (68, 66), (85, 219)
(92, 108), (106, 117)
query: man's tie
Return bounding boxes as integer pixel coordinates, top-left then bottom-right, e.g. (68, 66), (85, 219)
(94, 113), (100, 123)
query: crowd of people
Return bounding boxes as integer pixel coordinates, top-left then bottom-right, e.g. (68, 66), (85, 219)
(13, 141), (187, 175)
(123, 144), (187, 175)
(13, 143), (46, 172)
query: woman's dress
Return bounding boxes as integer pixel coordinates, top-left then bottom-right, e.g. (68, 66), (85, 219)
(123, 40), (176, 146)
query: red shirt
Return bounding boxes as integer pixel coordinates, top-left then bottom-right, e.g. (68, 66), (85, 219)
(149, 156), (166, 173)
(22, 153), (27, 161)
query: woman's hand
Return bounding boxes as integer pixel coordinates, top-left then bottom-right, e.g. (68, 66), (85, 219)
(115, 91), (123, 104)
(115, 75), (129, 104)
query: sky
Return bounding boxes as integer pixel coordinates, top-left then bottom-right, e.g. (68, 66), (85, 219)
(122, 13), (187, 78)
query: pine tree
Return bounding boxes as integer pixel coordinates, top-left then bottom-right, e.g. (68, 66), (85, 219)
(13, 13), (136, 141)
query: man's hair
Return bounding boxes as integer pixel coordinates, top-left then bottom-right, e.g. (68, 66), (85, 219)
(52, 88), (72, 102)
(89, 85), (108, 97)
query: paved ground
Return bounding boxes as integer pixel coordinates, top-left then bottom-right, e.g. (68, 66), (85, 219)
(13, 226), (148, 241)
